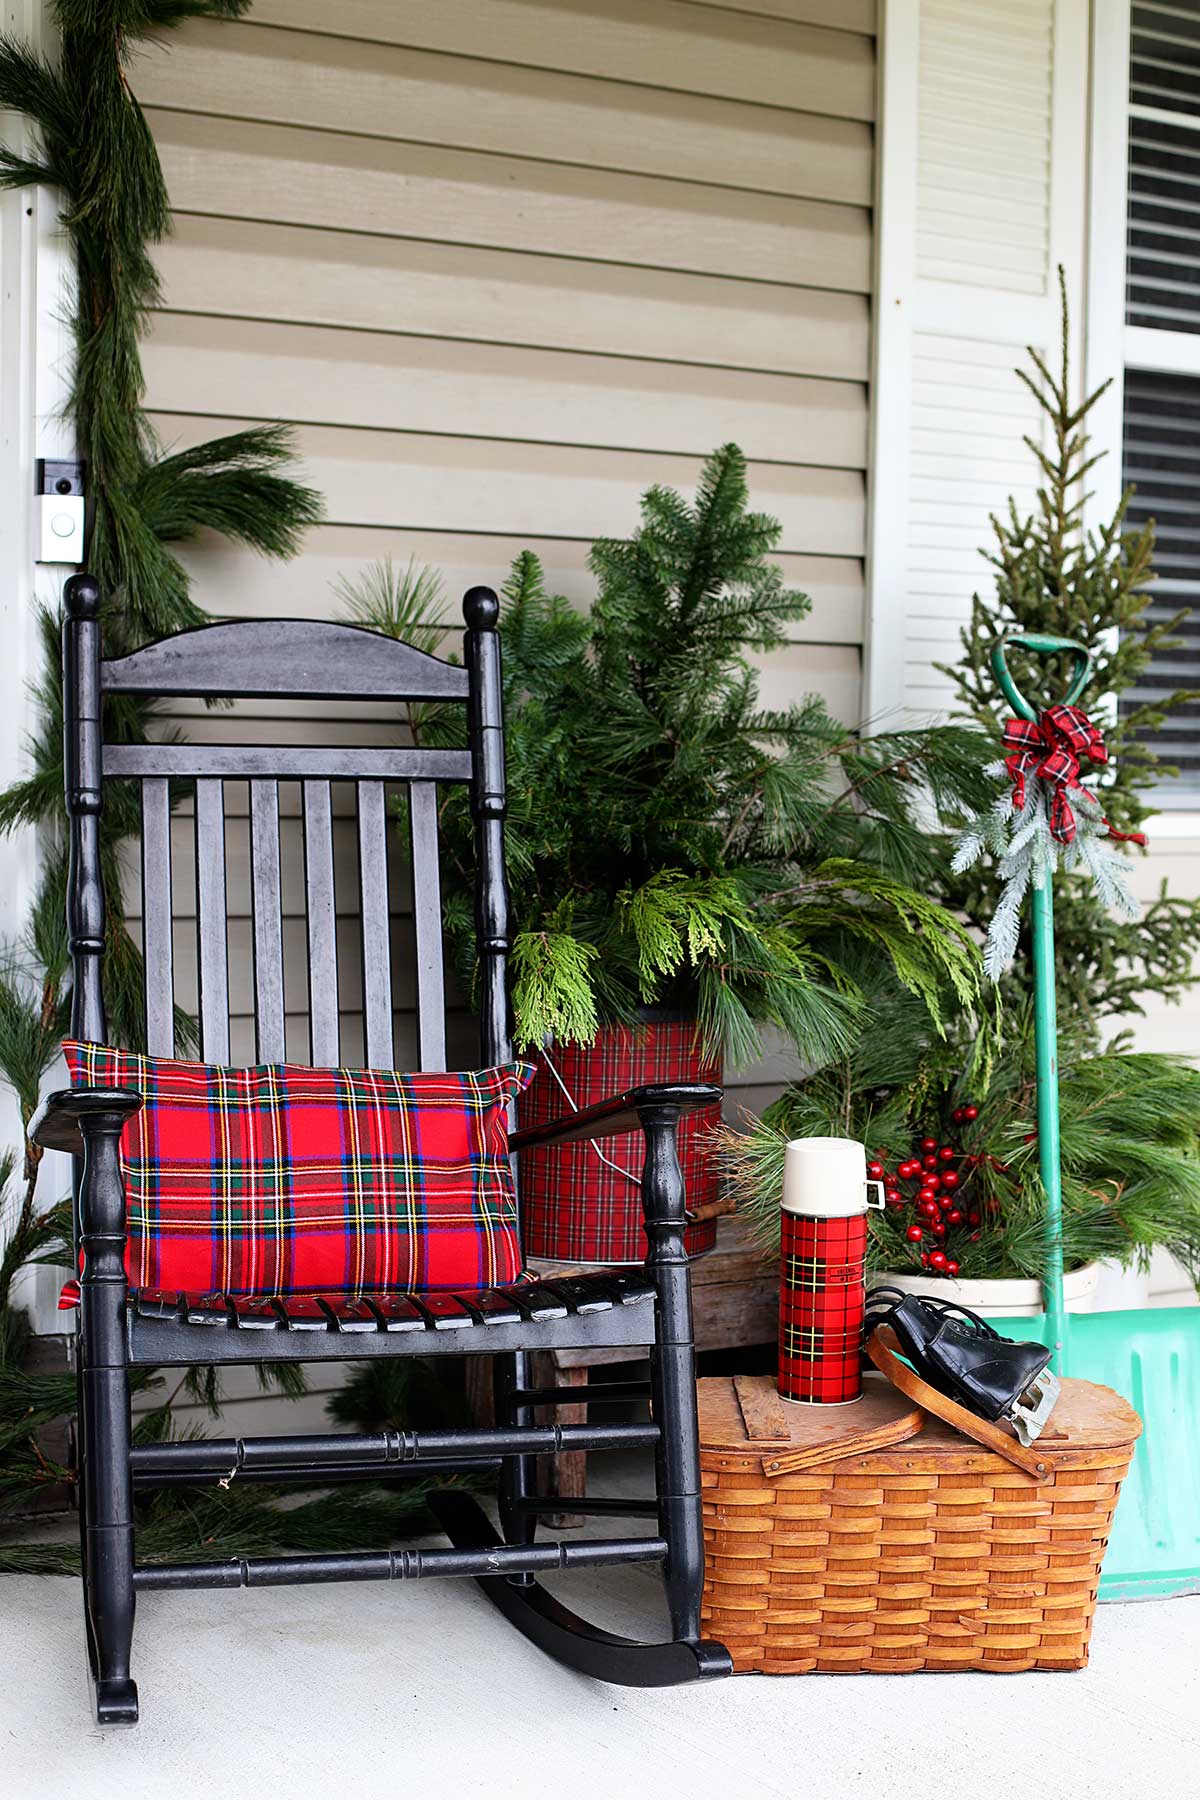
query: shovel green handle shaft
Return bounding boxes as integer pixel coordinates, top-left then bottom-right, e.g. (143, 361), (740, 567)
(989, 633), (1092, 1371)
(1029, 877), (1065, 1367)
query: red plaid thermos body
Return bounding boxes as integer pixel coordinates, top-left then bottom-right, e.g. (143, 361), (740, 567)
(778, 1137), (884, 1405)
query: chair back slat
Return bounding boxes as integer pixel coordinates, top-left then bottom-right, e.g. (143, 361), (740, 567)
(69, 591), (509, 1089)
(302, 779), (340, 1066)
(408, 782), (446, 1070)
(249, 780), (285, 1061)
(356, 780), (393, 1067)
(101, 617), (471, 702)
(140, 778), (175, 1057)
(194, 779), (230, 1062)
(104, 744), (471, 783)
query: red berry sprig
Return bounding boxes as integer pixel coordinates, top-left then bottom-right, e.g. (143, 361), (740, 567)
(866, 1102), (989, 1279)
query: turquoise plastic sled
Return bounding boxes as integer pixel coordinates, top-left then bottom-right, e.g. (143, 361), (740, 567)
(987, 1308), (1200, 1601)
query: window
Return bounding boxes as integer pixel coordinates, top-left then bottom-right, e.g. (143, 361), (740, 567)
(1122, 2), (1200, 799)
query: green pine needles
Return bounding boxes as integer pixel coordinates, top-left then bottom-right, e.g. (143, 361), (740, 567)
(1, 3), (321, 654)
(725, 1002), (1200, 1285)
(943, 268), (1200, 1034)
(349, 446), (992, 1065)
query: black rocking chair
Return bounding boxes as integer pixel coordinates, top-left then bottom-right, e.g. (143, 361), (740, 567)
(30, 574), (732, 1726)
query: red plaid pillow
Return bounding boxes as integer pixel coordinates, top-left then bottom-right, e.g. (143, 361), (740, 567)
(62, 1042), (534, 1298)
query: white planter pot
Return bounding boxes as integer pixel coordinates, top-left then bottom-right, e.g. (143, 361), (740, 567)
(869, 1261), (1102, 1319)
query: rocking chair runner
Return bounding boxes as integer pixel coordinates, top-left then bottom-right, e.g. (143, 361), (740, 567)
(30, 575), (733, 1726)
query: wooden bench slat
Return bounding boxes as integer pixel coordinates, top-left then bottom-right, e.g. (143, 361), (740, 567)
(141, 779), (175, 1057)
(302, 778), (340, 1065)
(194, 779), (229, 1061)
(356, 779), (393, 1067)
(249, 779), (285, 1061)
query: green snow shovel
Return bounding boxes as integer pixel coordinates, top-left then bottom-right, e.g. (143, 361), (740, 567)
(988, 631), (1200, 1601)
(990, 630), (1090, 1370)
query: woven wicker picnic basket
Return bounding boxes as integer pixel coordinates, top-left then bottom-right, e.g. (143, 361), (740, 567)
(699, 1371), (1141, 1675)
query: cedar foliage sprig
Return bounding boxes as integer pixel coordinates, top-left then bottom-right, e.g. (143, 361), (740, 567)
(348, 446), (994, 1063)
(941, 267), (1200, 1035)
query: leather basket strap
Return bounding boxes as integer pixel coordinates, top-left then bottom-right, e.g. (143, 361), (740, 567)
(866, 1323), (1055, 1484)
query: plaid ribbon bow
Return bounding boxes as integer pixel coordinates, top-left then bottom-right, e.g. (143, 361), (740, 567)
(1002, 704), (1145, 847)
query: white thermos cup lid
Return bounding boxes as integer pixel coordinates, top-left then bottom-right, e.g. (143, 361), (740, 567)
(782, 1136), (876, 1217)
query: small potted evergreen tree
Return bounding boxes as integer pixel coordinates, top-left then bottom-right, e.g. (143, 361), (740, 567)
(344, 446), (990, 1263)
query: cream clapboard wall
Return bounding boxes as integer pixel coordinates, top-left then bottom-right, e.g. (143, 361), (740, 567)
(867, 0), (1197, 1308)
(118, 0), (879, 1420)
(129, 0), (877, 1113)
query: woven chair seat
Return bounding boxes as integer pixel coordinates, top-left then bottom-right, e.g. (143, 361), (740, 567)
(127, 1270), (657, 1354)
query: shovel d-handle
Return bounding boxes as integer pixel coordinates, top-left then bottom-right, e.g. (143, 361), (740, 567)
(990, 633), (1092, 724)
(988, 632), (1095, 1374)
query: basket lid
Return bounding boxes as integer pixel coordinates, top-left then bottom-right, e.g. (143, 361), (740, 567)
(701, 1373), (924, 1475)
(699, 1371), (1142, 1477)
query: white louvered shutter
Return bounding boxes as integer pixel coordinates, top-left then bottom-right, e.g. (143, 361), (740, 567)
(865, 0), (1090, 727)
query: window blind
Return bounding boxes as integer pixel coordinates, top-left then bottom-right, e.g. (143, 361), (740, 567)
(1120, 367), (1200, 779)
(1124, 3), (1200, 789)
(1127, 112), (1200, 333)
(1128, 3), (1200, 333)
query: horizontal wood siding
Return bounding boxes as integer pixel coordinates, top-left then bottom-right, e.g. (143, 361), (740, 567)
(134, 0), (876, 1100)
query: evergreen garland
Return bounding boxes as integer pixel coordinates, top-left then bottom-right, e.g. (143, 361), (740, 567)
(942, 269), (1200, 1035)
(0, 2), (447, 1564)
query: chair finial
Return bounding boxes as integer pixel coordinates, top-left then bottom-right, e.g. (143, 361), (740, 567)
(65, 572), (101, 619)
(463, 586), (500, 630)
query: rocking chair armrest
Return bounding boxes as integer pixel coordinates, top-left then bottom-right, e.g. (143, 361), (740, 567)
(29, 1086), (144, 1156)
(508, 1082), (722, 1153)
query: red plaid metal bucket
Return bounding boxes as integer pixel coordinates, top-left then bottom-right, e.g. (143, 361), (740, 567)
(517, 1017), (722, 1264)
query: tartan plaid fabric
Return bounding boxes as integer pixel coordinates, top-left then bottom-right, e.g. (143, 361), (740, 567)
(517, 1019), (721, 1264)
(61, 1041), (534, 1298)
(777, 1211), (868, 1405)
(1002, 704), (1107, 845)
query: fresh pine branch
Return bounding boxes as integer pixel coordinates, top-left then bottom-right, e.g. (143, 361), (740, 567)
(0, 1478), (444, 1577)
(333, 556), (450, 653)
(135, 426), (322, 557)
(722, 1006), (1200, 1287)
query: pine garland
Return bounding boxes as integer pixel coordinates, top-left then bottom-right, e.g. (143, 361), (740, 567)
(0, 2), (441, 1556)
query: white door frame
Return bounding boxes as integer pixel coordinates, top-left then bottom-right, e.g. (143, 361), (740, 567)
(1, 0), (79, 1327)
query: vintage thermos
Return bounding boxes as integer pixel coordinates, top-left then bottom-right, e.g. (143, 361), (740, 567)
(777, 1137), (884, 1405)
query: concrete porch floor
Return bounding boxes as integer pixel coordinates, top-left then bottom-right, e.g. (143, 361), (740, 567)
(2, 1527), (1197, 1800)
